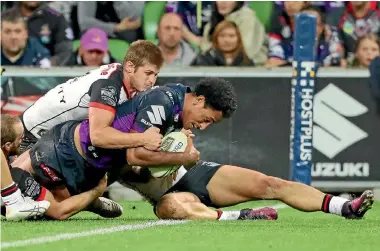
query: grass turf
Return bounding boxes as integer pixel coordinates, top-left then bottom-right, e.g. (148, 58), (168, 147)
(1, 200), (379, 251)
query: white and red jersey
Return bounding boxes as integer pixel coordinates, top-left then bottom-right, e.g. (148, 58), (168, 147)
(21, 63), (132, 138)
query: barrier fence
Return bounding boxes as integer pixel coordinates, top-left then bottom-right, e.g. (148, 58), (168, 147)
(2, 67), (379, 192)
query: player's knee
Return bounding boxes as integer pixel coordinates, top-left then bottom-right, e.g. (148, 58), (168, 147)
(263, 176), (290, 198)
(155, 193), (184, 219)
(252, 174), (289, 199)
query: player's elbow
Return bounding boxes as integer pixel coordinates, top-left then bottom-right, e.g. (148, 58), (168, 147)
(89, 129), (104, 147)
(126, 148), (145, 166)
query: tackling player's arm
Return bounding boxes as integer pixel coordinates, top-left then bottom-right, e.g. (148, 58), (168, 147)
(126, 91), (199, 167)
(42, 175), (107, 220)
(88, 79), (160, 150)
(128, 135), (197, 167)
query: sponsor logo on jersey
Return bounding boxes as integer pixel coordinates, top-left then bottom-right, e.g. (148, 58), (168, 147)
(202, 161), (220, 167)
(174, 114), (179, 122)
(140, 118), (153, 127)
(24, 177), (42, 198)
(39, 164), (61, 182)
(165, 91), (174, 104)
(147, 105), (166, 125)
(100, 86), (117, 107)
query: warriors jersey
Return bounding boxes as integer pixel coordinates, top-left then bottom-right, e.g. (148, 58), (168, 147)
(21, 63), (131, 138)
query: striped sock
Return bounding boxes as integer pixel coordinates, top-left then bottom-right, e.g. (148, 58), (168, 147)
(321, 194), (349, 216)
(216, 210), (241, 220)
(1, 182), (22, 207)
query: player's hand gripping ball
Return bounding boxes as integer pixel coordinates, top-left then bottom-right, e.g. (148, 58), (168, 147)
(147, 131), (188, 178)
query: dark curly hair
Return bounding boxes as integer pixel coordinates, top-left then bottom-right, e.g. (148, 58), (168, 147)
(194, 78), (237, 118)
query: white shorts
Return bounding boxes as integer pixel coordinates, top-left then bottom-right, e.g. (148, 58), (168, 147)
(118, 166), (187, 205)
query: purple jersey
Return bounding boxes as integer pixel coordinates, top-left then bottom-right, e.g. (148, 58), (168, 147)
(79, 84), (189, 169)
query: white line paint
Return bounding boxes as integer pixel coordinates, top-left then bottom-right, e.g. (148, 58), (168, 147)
(2, 220), (189, 249)
(2, 204), (288, 249)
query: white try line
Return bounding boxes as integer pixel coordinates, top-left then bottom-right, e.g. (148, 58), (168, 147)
(2, 204), (288, 249)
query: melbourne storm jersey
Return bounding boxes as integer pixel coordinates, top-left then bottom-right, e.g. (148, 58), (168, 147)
(21, 63), (131, 138)
(79, 84), (190, 169)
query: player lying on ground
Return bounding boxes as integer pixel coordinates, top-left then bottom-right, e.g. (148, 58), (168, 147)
(119, 161), (374, 221)
(2, 118), (120, 221)
(19, 40), (164, 154)
(2, 116), (116, 221)
(10, 78), (238, 219)
(1, 115), (50, 221)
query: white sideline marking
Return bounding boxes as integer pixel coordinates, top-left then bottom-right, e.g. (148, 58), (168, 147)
(2, 204), (287, 249)
(2, 220), (189, 249)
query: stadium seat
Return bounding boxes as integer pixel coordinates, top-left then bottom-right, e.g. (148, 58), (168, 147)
(108, 40), (130, 62)
(72, 39), (130, 62)
(72, 39), (80, 51)
(249, 1), (273, 31)
(143, 1), (166, 42)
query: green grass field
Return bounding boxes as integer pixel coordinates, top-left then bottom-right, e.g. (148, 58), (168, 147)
(2, 200), (379, 251)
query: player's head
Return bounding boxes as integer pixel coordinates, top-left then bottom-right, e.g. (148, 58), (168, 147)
(122, 40), (164, 93)
(1, 114), (24, 156)
(182, 78), (237, 130)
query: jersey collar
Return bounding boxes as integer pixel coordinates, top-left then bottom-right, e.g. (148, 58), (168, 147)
(117, 66), (132, 99)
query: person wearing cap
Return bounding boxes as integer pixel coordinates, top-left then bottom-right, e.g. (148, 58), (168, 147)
(69, 28), (117, 66)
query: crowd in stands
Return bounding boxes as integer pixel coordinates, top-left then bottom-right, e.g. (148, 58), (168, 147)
(1, 1), (380, 69)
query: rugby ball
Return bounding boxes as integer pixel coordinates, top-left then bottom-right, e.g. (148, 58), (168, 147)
(147, 131), (188, 178)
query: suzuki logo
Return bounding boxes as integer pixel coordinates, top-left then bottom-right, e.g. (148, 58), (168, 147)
(313, 84), (368, 159)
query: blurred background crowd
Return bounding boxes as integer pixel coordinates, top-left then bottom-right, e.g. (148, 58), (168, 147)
(1, 1), (380, 69)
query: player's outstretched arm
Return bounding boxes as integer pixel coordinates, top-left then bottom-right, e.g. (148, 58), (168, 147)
(44, 175), (107, 220)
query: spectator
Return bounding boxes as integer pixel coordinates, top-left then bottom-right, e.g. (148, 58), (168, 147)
(266, 1), (308, 67)
(48, 2), (77, 30)
(157, 13), (196, 67)
(200, 1), (267, 65)
(352, 34), (380, 68)
(166, 1), (213, 46)
(304, 7), (343, 67)
(68, 28), (117, 67)
(265, 3), (343, 67)
(338, 1), (380, 62)
(272, 1), (346, 27)
(12, 1), (73, 66)
(1, 10), (51, 68)
(192, 20), (254, 67)
(77, 1), (144, 43)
